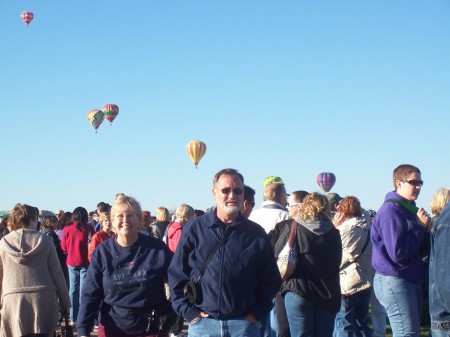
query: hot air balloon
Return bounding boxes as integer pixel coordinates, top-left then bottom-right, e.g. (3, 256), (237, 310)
(87, 109), (105, 132)
(21, 12), (34, 27)
(186, 140), (207, 169)
(102, 104), (119, 125)
(317, 172), (336, 192)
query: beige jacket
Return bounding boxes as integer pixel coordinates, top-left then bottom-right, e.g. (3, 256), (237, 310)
(0, 229), (71, 336)
(337, 216), (374, 296)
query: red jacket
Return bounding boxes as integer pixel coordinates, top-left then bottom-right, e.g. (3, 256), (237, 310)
(88, 231), (115, 262)
(166, 221), (183, 253)
(61, 221), (92, 267)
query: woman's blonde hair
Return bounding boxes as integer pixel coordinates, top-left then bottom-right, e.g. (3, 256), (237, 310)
(430, 188), (450, 216)
(299, 192), (331, 222)
(99, 212), (110, 224)
(111, 194), (142, 223)
(156, 207), (169, 222)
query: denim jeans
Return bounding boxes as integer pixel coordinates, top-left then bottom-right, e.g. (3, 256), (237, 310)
(270, 294), (290, 337)
(284, 291), (337, 337)
(429, 206), (450, 337)
(68, 265), (88, 323)
(370, 287), (387, 337)
(188, 316), (259, 337)
(373, 274), (422, 337)
(334, 288), (372, 337)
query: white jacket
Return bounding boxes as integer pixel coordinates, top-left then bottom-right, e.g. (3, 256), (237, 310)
(337, 216), (374, 296)
(249, 201), (289, 234)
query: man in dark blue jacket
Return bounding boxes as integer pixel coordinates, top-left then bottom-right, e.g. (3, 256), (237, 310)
(168, 168), (282, 337)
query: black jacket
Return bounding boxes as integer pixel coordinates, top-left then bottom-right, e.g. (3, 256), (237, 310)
(270, 218), (342, 312)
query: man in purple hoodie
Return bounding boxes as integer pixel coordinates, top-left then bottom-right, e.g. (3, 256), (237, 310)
(371, 164), (432, 337)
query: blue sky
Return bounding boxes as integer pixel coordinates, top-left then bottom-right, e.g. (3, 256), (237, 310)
(1, 0), (449, 214)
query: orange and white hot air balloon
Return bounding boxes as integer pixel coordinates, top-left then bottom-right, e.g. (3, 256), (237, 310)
(21, 12), (34, 27)
(186, 140), (207, 169)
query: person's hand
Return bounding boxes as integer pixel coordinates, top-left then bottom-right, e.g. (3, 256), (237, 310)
(333, 212), (345, 227)
(190, 311), (209, 323)
(417, 208), (432, 232)
(244, 313), (257, 323)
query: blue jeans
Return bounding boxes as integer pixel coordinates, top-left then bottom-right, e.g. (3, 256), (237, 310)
(334, 288), (372, 337)
(430, 323), (450, 337)
(284, 291), (337, 337)
(373, 274), (422, 337)
(271, 294), (290, 337)
(370, 287), (387, 337)
(68, 265), (88, 323)
(188, 316), (259, 337)
(429, 207), (450, 337)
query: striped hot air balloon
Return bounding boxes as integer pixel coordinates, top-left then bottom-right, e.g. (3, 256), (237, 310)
(21, 12), (34, 27)
(186, 140), (207, 169)
(102, 104), (119, 125)
(317, 172), (336, 192)
(87, 109), (105, 133)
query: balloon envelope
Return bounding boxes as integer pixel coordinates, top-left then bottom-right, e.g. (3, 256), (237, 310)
(317, 172), (336, 192)
(186, 140), (207, 168)
(21, 12), (34, 26)
(102, 104), (119, 124)
(87, 109), (105, 132)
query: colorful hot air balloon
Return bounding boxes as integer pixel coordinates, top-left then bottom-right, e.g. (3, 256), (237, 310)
(186, 140), (207, 169)
(87, 109), (105, 132)
(102, 104), (119, 125)
(21, 12), (34, 27)
(317, 172), (336, 192)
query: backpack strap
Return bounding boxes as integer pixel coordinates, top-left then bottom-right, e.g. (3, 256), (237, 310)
(385, 199), (419, 214)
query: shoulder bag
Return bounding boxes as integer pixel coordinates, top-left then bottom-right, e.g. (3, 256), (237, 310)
(277, 220), (298, 280)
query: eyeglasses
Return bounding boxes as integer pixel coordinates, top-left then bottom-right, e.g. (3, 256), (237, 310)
(403, 179), (424, 187)
(115, 213), (137, 221)
(220, 188), (244, 195)
(287, 203), (300, 208)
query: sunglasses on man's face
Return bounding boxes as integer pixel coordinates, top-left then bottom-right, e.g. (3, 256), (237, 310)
(402, 179), (424, 187)
(220, 188), (244, 195)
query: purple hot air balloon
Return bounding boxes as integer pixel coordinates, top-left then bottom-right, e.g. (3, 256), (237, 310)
(317, 172), (336, 192)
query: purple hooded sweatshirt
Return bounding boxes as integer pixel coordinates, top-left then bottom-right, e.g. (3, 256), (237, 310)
(371, 191), (427, 285)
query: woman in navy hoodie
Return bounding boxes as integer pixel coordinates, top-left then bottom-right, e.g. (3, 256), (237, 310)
(371, 164), (432, 337)
(77, 194), (174, 337)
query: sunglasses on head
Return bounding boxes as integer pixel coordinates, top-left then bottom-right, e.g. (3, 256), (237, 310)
(220, 188), (244, 195)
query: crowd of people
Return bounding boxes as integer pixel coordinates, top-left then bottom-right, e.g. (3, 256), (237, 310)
(0, 164), (449, 337)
